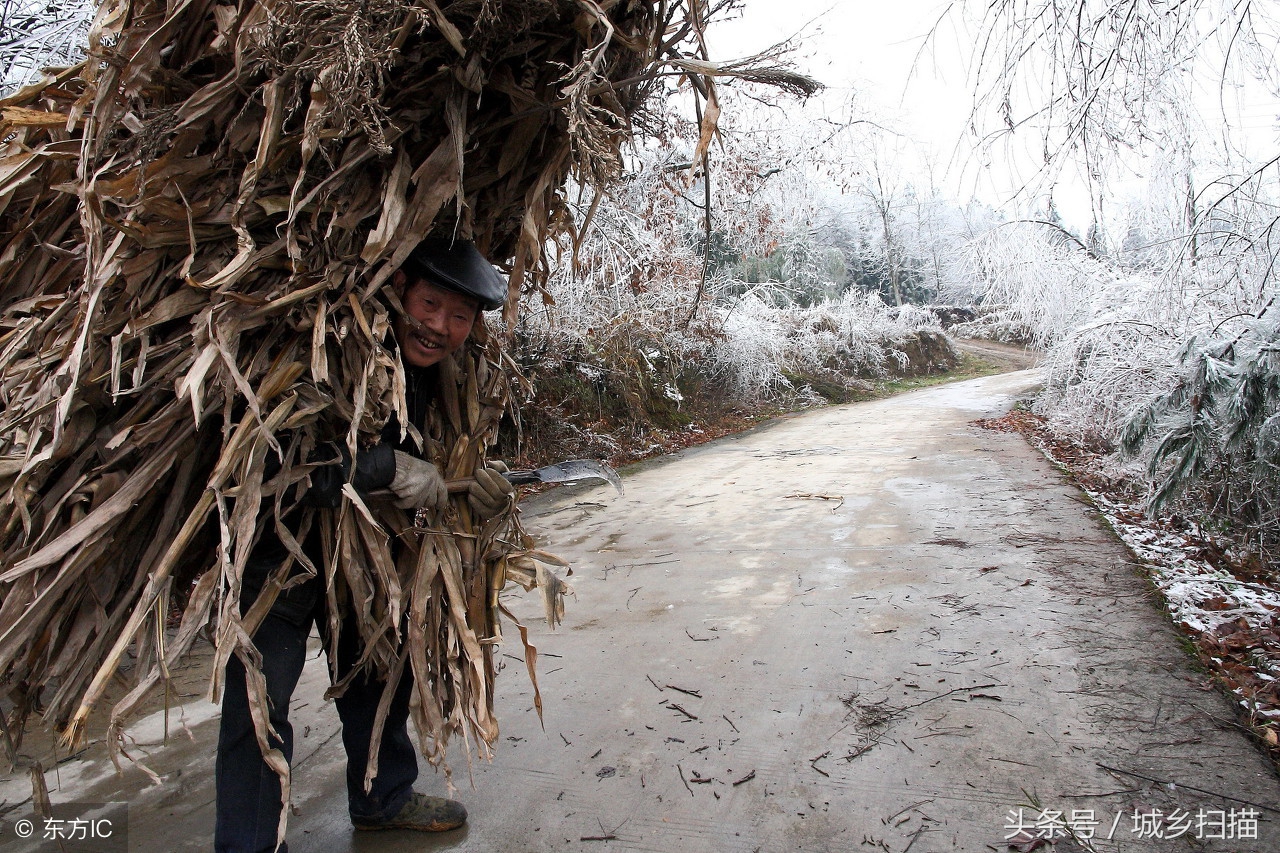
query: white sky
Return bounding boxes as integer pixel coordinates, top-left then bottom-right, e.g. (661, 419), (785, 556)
(711, 1), (967, 131)
(709, 2), (1008, 202)
(711, 1), (1280, 231)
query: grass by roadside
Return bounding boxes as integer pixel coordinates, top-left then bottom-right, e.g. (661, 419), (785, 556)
(845, 350), (1006, 402)
(502, 342), (1015, 479)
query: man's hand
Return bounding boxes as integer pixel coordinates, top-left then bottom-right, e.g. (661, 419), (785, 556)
(389, 451), (448, 509)
(468, 461), (515, 520)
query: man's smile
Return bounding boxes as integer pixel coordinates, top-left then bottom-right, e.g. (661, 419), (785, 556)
(410, 331), (444, 351)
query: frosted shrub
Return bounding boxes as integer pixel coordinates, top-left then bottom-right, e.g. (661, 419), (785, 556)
(963, 223), (1126, 348)
(966, 223), (1212, 440)
(966, 215), (1280, 558)
(696, 291), (797, 402)
(1035, 313), (1182, 440)
(519, 252), (940, 410)
(1121, 315), (1280, 536)
(689, 290), (908, 403)
(795, 292), (926, 373)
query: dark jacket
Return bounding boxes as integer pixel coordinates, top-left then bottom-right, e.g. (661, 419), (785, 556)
(302, 364), (435, 507)
(250, 366), (436, 567)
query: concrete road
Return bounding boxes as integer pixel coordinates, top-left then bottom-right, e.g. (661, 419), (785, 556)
(3, 369), (1278, 852)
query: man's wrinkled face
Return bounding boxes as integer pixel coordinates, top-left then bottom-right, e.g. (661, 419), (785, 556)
(393, 273), (480, 369)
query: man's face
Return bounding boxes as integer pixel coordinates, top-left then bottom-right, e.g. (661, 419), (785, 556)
(393, 273), (480, 368)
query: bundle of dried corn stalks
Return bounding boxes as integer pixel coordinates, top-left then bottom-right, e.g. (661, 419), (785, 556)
(0, 0), (814, 790)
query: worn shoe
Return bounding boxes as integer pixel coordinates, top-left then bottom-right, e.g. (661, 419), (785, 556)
(351, 793), (467, 832)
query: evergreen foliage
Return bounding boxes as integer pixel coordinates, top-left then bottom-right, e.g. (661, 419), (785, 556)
(1121, 318), (1280, 529)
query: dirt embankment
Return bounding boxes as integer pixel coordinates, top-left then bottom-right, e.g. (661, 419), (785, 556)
(951, 337), (1040, 371)
(506, 333), (1026, 472)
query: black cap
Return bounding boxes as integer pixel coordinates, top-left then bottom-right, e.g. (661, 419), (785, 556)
(400, 239), (507, 311)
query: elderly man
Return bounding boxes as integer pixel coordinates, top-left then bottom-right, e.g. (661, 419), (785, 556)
(214, 240), (514, 852)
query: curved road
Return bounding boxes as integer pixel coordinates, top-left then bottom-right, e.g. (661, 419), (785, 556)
(4, 369), (1276, 852)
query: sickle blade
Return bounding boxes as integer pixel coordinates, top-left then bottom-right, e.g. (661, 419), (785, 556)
(529, 459), (623, 494)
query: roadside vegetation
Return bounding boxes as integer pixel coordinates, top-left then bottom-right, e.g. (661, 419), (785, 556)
(491, 0), (1280, 765)
(956, 2), (1280, 572)
(5, 0), (1278, 770)
(497, 97), (996, 468)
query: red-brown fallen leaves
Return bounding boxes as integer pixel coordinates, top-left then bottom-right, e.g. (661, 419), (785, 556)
(1199, 619), (1280, 710)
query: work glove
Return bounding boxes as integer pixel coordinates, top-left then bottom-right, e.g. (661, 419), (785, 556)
(389, 451), (448, 510)
(468, 461), (515, 520)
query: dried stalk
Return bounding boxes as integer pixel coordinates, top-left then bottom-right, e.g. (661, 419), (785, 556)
(0, 0), (812, 829)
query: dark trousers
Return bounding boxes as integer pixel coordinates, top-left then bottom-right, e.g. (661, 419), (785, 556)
(214, 565), (418, 853)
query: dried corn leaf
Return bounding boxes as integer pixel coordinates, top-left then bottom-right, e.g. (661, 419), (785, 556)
(0, 0), (813, 838)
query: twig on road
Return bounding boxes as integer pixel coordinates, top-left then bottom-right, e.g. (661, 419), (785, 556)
(665, 684), (702, 698)
(902, 825), (927, 853)
(896, 683), (1000, 714)
(1096, 763), (1280, 815)
(677, 763), (693, 797)
(582, 817), (627, 842)
(783, 492), (845, 511)
(667, 702), (699, 721)
(885, 799), (934, 824)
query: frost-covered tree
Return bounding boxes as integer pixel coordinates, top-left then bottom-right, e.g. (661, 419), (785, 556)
(1, 0), (93, 92)
(516, 91), (948, 410)
(959, 0), (1280, 558)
